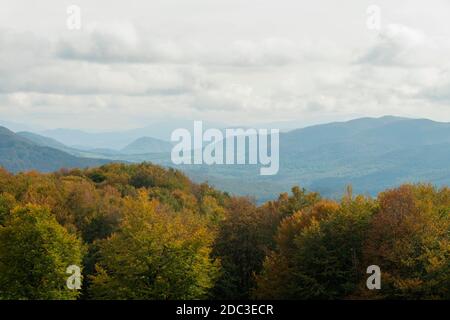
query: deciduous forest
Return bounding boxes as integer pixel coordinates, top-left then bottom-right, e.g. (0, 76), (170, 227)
(0, 163), (448, 300)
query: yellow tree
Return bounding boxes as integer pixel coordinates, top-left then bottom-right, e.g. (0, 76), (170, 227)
(255, 195), (376, 299)
(89, 191), (219, 299)
(363, 184), (450, 299)
(0, 205), (84, 300)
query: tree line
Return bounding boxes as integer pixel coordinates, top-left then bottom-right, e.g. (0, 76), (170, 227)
(0, 163), (448, 299)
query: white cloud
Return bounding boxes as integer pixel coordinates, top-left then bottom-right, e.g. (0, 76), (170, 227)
(0, 1), (449, 130)
(56, 23), (306, 67)
(358, 23), (450, 68)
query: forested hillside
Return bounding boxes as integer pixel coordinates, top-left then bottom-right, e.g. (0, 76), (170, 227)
(0, 163), (448, 300)
(184, 116), (450, 201)
(0, 127), (109, 172)
(2, 116), (450, 202)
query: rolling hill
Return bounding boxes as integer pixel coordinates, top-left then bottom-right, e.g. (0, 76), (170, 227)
(120, 137), (173, 155)
(16, 131), (124, 158)
(40, 120), (224, 149)
(0, 126), (110, 173)
(17, 131), (78, 153)
(2, 116), (450, 201)
(177, 116), (450, 201)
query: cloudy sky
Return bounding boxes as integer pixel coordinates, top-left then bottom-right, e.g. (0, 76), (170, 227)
(0, 0), (449, 131)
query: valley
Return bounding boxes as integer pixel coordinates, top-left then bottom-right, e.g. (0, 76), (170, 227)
(1, 116), (449, 202)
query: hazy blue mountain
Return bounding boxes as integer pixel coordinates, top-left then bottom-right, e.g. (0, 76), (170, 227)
(0, 126), (109, 173)
(0, 120), (45, 133)
(40, 120), (225, 149)
(120, 120), (226, 141)
(3, 116), (450, 202)
(18, 131), (74, 151)
(17, 131), (122, 159)
(39, 128), (132, 150)
(121, 137), (173, 155)
(174, 116), (450, 201)
(83, 116), (449, 202)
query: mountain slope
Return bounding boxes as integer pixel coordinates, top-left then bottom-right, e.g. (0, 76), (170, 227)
(3, 116), (450, 201)
(17, 131), (123, 159)
(0, 126), (110, 173)
(41, 120), (224, 149)
(173, 116), (450, 201)
(17, 131), (74, 151)
(121, 137), (173, 155)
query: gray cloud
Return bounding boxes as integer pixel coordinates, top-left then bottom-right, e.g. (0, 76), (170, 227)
(357, 24), (450, 68)
(55, 24), (305, 67)
(0, 0), (449, 130)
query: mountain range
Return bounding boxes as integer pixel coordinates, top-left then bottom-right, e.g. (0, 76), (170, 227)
(178, 116), (450, 201)
(18, 131), (172, 157)
(39, 120), (224, 150)
(1, 116), (449, 201)
(0, 127), (108, 173)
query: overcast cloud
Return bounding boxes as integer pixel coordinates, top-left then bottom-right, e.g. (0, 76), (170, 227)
(0, 0), (449, 130)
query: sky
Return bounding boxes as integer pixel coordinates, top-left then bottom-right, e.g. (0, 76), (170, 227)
(0, 0), (449, 131)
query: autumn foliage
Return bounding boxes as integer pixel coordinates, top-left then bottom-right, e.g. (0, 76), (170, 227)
(0, 164), (448, 300)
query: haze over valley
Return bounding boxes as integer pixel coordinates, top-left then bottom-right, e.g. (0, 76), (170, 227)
(1, 115), (449, 201)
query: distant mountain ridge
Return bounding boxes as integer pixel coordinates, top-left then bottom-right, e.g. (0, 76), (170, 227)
(178, 116), (450, 201)
(120, 137), (173, 155)
(0, 127), (109, 173)
(1, 116), (449, 201)
(40, 120), (224, 149)
(18, 131), (174, 157)
(18, 131), (78, 153)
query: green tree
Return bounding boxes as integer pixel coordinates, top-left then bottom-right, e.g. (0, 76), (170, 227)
(89, 191), (219, 299)
(363, 184), (450, 299)
(0, 204), (84, 300)
(211, 197), (278, 299)
(274, 186), (321, 219)
(255, 195), (376, 299)
(0, 193), (16, 225)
